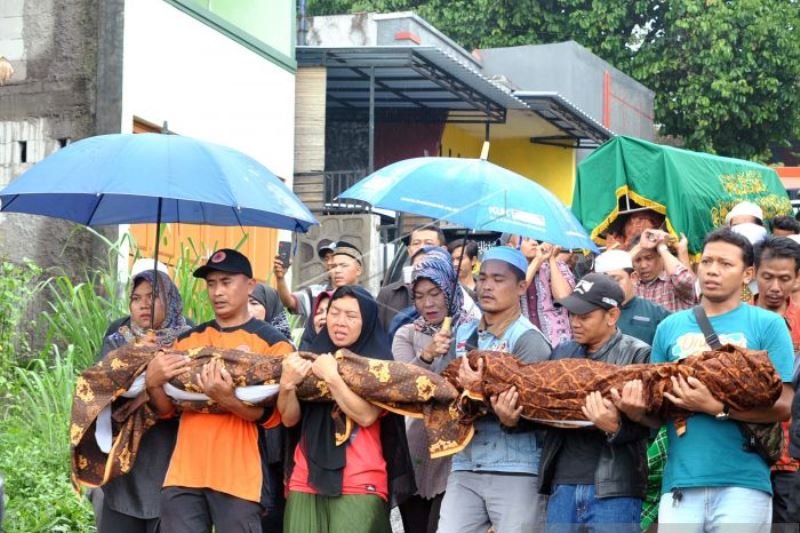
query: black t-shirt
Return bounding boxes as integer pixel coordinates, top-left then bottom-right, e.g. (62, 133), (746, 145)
(552, 428), (607, 485)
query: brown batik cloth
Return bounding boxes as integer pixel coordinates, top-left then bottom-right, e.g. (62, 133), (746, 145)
(70, 345), (461, 488)
(71, 343), (781, 489)
(442, 344), (783, 429)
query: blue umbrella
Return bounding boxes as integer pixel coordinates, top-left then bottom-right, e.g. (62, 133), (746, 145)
(0, 133), (317, 231)
(339, 153), (597, 251)
(0, 133), (317, 318)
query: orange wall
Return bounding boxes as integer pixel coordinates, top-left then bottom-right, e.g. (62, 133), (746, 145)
(130, 223), (277, 283)
(130, 120), (278, 283)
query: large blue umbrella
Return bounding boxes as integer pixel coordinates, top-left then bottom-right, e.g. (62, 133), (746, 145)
(0, 133), (317, 231)
(0, 133), (317, 317)
(339, 154), (597, 251)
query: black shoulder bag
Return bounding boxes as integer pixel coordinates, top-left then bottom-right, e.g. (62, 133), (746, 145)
(692, 306), (783, 466)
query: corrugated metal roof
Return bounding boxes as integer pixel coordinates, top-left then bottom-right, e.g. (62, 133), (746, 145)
(297, 46), (525, 123)
(297, 45), (615, 141)
(514, 91), (614, 145)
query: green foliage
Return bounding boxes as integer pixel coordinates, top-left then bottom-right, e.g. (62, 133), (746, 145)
(42, 272), (127, 370)
(0, 259), (43, 368)
(11, 347), (76, 456)
(171, 238), (215, 324)
(0, 346), (95, 533)
(307, 0), (800, 160)
(627, 0), (800, 160)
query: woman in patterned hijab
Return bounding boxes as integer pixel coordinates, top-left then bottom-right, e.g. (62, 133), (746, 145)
(411, 248), (470, 336)
(391, 250), (467, 533)
(97, 269), (190, 533)
(107, 269), (189, 350)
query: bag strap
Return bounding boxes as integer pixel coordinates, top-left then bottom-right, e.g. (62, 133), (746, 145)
(692, 305), (723, 350)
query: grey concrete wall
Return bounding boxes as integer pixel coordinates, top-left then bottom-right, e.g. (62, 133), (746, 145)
(479, 41), (655, 140)
(0, 0), (123, 348)
(295, 213), (382, 296)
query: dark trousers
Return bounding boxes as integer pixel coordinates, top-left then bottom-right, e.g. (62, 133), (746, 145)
(398, 493), (444, 533)
(773, 471), (800, 531)
(99, 503), (159, 533)
(160, 486), (263, 533)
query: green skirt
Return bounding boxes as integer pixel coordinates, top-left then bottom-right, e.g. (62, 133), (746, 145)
(284, 491), (392, 533)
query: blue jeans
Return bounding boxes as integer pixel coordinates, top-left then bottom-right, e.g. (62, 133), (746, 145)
(545, 484), (641, 533)
(657, 487), (772, 532)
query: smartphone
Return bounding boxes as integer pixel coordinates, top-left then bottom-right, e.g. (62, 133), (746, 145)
(278, 241), (292, 266)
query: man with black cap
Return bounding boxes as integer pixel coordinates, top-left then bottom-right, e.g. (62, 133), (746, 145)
(538, 273), (650, 532)
(149, 248), (293, 533)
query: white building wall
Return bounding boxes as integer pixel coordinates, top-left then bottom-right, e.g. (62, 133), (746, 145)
(119, 0), (297, 279)
(121, 0), (296, 184)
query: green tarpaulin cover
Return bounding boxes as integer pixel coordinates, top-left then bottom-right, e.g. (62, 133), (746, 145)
(573, 136), (792, 254)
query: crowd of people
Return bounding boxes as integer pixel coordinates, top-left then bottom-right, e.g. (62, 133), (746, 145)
(87, 200), (800, 533)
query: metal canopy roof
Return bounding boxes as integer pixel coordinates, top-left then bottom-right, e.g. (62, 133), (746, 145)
(297, 46), (528, 123)
(514, 91), (614, 148)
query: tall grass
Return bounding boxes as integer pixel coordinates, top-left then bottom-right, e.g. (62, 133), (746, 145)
(12, 346), (76, 456)
(1, 345), (93, 533)
(42, 273), (126, 369)
(172, 237), (215, 324)
(0, 228), (232, 532)
(0, 259), (42, 370)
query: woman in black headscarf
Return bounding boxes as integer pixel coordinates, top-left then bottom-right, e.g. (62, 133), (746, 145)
(249, 283), (293, 340)
(297, 289), (333, 351)
(278, 285), (414, 533)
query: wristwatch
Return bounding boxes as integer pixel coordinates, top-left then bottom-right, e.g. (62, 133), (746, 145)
(715, 404), (730, 421)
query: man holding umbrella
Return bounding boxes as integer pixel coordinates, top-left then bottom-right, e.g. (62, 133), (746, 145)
(148, 249), (293, 533)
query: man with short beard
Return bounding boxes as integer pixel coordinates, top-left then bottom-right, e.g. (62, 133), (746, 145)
(753, 236), (800, 526)
(637, 229), (794, 530)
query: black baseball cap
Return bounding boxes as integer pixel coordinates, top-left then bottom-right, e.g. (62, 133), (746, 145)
(317, 239), (335, 259)
(193, 248), (253, 279)
(555, 273), (624, 315)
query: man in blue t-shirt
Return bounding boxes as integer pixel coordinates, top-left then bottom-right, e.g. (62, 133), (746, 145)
(636, 228), (794, 530)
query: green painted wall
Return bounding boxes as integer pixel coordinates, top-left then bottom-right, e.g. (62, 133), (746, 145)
(186, 0), (294, 57)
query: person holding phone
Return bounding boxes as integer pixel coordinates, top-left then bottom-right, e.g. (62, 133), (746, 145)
(273, 239), (338, 321)
(629, 229), (698, 312)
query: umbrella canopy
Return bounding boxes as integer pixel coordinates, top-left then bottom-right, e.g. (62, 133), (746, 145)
(340, 155), (597, 251)
(0, 133), (317, 232)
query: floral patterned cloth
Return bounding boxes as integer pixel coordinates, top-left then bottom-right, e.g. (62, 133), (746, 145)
(535, 260), (575, 347)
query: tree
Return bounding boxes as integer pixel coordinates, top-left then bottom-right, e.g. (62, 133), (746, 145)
(628, 0), (800, 160)
(306, 0), (800, 162)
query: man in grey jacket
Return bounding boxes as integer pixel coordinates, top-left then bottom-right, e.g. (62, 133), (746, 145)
(539, 273), (651, 533)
